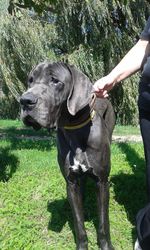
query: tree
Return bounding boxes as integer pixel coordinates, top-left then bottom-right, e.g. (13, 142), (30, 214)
(51, 1), (150, 125)
(0, 9), (57, 118)
(1, 13), (56, 97)
(3, 0), (150, 123)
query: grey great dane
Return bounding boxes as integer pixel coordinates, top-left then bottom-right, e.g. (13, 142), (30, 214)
(20, 62), (115, 250)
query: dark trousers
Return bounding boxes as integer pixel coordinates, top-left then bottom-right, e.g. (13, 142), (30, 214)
(139, 109), (150, 201)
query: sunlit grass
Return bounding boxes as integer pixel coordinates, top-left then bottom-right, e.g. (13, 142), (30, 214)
(0, 119), (141, 137)
(113, 125), (140, 136)
(0, 120), (146, 250)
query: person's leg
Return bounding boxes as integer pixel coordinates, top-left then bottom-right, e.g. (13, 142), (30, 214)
(139, 109), (150, 201)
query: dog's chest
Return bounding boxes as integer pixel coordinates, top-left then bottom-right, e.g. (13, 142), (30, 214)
(57, 127), (94, 174)
(69, 154), (89, 173)
(67, 141), (94, 174)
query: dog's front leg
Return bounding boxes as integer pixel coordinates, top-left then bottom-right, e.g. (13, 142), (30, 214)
(67, 180), (88, 250)
(96, 179), (114, 250)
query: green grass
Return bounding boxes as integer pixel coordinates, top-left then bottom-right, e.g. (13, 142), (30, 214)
(113, 125), (140, 136)
(0, 119), (52, 138)
(0, 119), (141, 137)
(0, 120), (146, 250)
(0, 119), (23, 128)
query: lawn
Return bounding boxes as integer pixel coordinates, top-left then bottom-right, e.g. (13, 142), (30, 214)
(0, 120), (147, 250)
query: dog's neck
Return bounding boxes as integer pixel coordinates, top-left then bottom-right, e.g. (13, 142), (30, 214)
(57, 95), (96, 129)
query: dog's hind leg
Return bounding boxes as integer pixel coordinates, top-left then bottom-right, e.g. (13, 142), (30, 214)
(96, 179), (114, 250)
(67, 180), (88, 250)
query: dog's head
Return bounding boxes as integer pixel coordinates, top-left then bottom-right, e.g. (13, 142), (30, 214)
(20, 62), (92, 129)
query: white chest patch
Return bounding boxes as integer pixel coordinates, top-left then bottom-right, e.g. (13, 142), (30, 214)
(70, 159), (88, 173)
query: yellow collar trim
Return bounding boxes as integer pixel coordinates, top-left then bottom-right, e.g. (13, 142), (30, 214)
(64, 110), (96, 130)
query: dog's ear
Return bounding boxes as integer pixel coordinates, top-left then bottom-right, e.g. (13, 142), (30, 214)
(67, 65), (93, 116)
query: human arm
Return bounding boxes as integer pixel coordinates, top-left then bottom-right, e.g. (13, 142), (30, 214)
(93, 39), (150, 98)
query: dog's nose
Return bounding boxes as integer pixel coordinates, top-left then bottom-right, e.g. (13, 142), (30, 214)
(20, 93), (37, 107)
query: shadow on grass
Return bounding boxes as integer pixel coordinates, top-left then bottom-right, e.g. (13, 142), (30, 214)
(0, 127), (57, 151)
(8, 136), (56, 151)
(47, 178), (100, 246)
(0, 147), (19, 181)
(0, 126), (51, 137)
(0, 127), (57, 182)
(111, 142), (146, 245)
(47, 142), (146, 247)
(47, 198), (74, 232)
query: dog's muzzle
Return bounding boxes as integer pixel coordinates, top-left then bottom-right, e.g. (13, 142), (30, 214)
(22, 115), (41, 130)
(20, 92), (38, 110)
(20, 92), (42, 130)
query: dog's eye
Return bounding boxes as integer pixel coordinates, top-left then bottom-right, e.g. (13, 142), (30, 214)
(51, 77), (60, 85)
(29, 77), (33, 84)
(50, 77), (64, 91)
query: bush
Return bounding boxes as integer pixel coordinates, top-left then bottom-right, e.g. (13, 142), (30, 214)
(0, 11), (58, 119)
(0, 96), (19, 119)
(0, 11), (57, 105)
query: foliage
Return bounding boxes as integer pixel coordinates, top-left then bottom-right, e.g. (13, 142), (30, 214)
(0, 96), (19, 119)
(0, 12), (57, 102)
(68, 45), (104, 82)
(7, 0), (56, 15)
(1, 0), (150, 123)
(0, 120), (147, 249)
(0, 0), (9, 13)
(54, 0), (150, 125)
(110, 74), (139, 125)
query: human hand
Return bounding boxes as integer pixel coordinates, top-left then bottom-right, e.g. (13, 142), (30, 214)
(93, 75), (116, 98)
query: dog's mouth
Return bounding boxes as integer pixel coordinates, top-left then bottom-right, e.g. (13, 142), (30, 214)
(23, 115), (42, 130)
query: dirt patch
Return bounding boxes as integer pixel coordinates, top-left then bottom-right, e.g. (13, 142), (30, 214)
(112, 135), (142, 143)
(0, 133), (142, 142)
